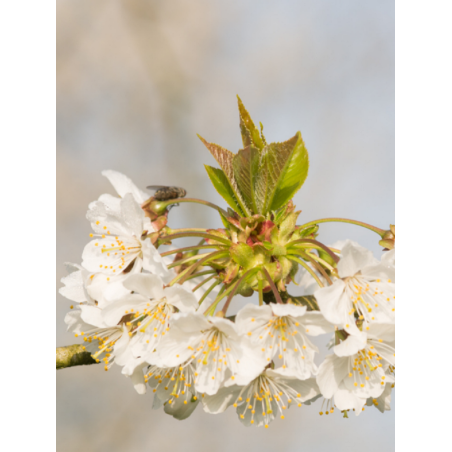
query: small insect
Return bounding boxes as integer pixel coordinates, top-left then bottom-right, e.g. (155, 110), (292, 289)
(146, 185), (187, 201)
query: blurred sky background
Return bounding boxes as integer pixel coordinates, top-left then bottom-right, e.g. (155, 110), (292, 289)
(56, 1), (394, 451)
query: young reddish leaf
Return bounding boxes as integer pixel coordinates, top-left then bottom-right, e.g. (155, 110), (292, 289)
(199, 135), (251, 215)
(232, 145), (259, 213)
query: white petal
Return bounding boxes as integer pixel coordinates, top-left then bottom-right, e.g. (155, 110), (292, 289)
(316, 354), (349, 399)
(130, 364), (147, 394)
(361, 262), (395, 282)
(301, 311), (335, 336)
(227, 342), (267, 385)
(59, 268), (86, 303)
(202, 385), (242, 414)
(337, 241), (378, 278)
(96, 278), (131, 309)
(89, 194), (122, 215)
(235, 304), (272, 335)
(271, 303), (307, 318)
(268, 370), (320, 402)
(142, 242), (175, 283)
(315, 280), (347, 325)
(208, 317), (240, 339)
(169, 312), (211, 334)
(80, 305), (107, 328)
(123, 273), (164, 300)
(120, 194), (145, 239)
(156, 328), (203, 367)
(368, 323), (395, 343)
(382, 249), (395, 266)
(114, 330), (131, 367)
(373, 342), (395, 367)
(334, 332), (367, 357)
(102, 170), (149, 204)
(64, 309), (90, 334)
(334, 382), (366, 414)
(101, 294), (148, 326)
(163, 285), (198, 312)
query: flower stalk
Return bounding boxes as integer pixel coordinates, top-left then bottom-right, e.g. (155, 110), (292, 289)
(297, 218), (386, 237)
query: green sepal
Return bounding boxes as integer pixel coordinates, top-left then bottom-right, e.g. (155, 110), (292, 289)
(223, 262), (240, 284)
(272, 207), (287, 225)
(219, 211), (231, 229)
(272, 245), (287, 257)
(279, 211), (301, 243)
(318, 249), (336, 267)
(298, 225), (319, 238)
(230, 243), (255, 268)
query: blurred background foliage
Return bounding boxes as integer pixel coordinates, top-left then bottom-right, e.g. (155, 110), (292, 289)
(56, 1), (394, 451)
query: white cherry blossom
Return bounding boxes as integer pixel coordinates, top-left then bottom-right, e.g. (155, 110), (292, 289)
(59, 263), (94, 305)
(82, 193), (174, 283)
(366, 380), (394, 413)
(59, 262), (131, 309)
(146, 362), (200, 420)
(88, 170), (150, 214)
(202, 368), (320, 428)
(316, 323), (395, 415)
(100, 273), (198, 365)
(64, 302), (148, 394)
(101, 170), (150, 204)
(314, 240), (395, 335)
(235, 303), (333, 379)
(156, 312), (265, 395)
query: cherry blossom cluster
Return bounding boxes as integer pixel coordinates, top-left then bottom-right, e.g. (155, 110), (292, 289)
(60, 170), (395, 427)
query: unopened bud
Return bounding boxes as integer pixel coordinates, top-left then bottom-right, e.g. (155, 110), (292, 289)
(379, 224), (395, 250)
(141, 198), (169, 220)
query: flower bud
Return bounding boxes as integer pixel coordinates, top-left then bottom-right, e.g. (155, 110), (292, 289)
(379, 224), (395, 250)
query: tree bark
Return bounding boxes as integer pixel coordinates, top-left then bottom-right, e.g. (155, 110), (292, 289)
(56, 344), (98, 369)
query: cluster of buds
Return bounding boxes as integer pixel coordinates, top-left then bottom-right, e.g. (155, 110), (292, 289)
(59, 98), (395, 427)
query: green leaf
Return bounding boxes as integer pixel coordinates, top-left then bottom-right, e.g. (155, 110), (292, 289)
(237, 96), (264, 150)
(232, 146), (259, 213)
(199, 135), (251, 216)
(253, 132), (309, 214)
(269, 132), (309, 211)
(204, 165), (245, 216)
(254, 136), (302, 214)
